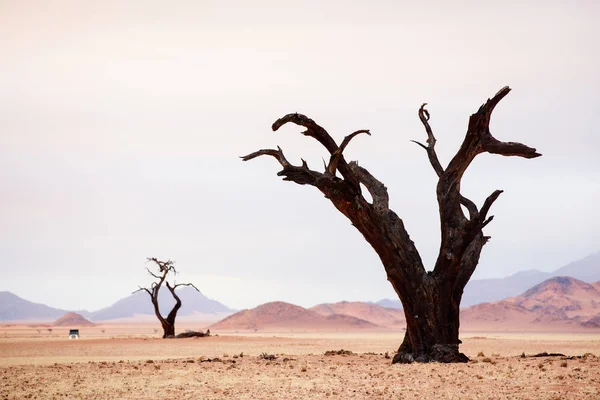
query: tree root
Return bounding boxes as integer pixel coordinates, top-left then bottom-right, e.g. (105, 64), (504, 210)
(392, 344), (469, 364)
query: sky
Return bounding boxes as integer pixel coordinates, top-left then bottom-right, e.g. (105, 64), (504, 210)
(1, 0), (598, 312)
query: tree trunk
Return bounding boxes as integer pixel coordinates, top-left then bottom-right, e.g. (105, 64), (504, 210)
(391, 271), (468, 363)
(161, 320), (175, 338)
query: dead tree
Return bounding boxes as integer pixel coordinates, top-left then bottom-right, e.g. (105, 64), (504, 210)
(242, 87), (540, 363)
(134, 257), (199, 338)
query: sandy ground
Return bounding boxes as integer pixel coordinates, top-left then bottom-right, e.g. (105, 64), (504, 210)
(1, 325), (599, 399)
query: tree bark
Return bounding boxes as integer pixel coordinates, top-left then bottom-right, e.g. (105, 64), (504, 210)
(242, 87), (540, 363)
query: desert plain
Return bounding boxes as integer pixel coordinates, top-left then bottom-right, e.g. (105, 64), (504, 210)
(1, 324), (599, 400)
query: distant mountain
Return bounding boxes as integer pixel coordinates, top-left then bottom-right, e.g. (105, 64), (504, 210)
(375, 299), (402, 310)
(0, 287), (232, 322)
(376, 250), (600, 308)
(53, 312), (95, 327)
(461, 269), (553, 307)
(310, 301), (404, 327)
(462, 276), (600, 329)
(90, 286), (233, 321)
(553, 251), (600, 282)
(210, 301), (378, 331)
(0, 292), (71, 321)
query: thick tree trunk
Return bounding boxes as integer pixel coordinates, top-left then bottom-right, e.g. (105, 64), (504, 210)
(390, 274), (467, 363)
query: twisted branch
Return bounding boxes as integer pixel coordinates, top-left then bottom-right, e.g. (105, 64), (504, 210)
(413, 103), (478, 219)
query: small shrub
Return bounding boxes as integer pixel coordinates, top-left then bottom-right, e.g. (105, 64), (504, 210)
(560, 361), (568, 368)
(259, 352), (277, 360)
(477, 351), (485, 357)
(482, 357), (492, 363)
(325, 349), (353, 356)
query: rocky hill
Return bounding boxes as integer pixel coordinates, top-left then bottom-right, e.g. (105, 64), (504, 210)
(310, 301), (404, 327)
(53, 312), (96, 327)
(462, 276), (600, 329)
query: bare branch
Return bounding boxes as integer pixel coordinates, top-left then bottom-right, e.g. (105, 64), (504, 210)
(413, 103), (478, 219)
(480, 215), (494, 229)
(414, 103), (443, 176)
(145, 267), (161, 279)
(172, 282), (200, 292)
(272, 113), (338, 154)
(410, 140), (428, 150)
(241, 146), (291, 168)
(479, 86), (511, 117)
(482, 138), (542, 158)
(270, 113), (359, 184)
(327, 130), (370, 176)
(480, 190), (503, 220)
(133, 287), (152, 296)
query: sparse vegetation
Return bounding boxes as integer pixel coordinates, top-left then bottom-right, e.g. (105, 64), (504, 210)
(325, 349), (353, 356)
(259, 352), (277, 360)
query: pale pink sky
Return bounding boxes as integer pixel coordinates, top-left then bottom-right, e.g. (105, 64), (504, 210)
(1, 1), (598, 311)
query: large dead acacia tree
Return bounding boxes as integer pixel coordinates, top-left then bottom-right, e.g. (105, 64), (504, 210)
(134, 258), (199, 338)
(242, 87), (541, 363)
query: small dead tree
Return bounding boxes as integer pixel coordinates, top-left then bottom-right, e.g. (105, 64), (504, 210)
(134, 258), (199, 338)
(242, 87), (540, 363)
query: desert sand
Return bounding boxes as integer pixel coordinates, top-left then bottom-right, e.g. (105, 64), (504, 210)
(1, 324), (600, 399)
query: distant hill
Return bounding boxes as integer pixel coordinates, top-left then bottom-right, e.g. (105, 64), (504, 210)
(377, 250), (600, 308)
(90, 286), (233, 321)
(310, 301), (404, 327)
(374, 299), (402, 310)
(553, 251), (600, 282)
(0, 292), (71, 321)
(462, 276), (600, 330)
(0, 287), (233, 322)
(53, 312), (95, 327)
(210, 301), (378, 331)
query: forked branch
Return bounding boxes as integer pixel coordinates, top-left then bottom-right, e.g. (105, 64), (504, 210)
(271, 113), (360, 183)
(327, 130), (370, 176)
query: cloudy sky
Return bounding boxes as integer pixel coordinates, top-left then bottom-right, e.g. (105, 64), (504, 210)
(1, 0), (598, 311)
